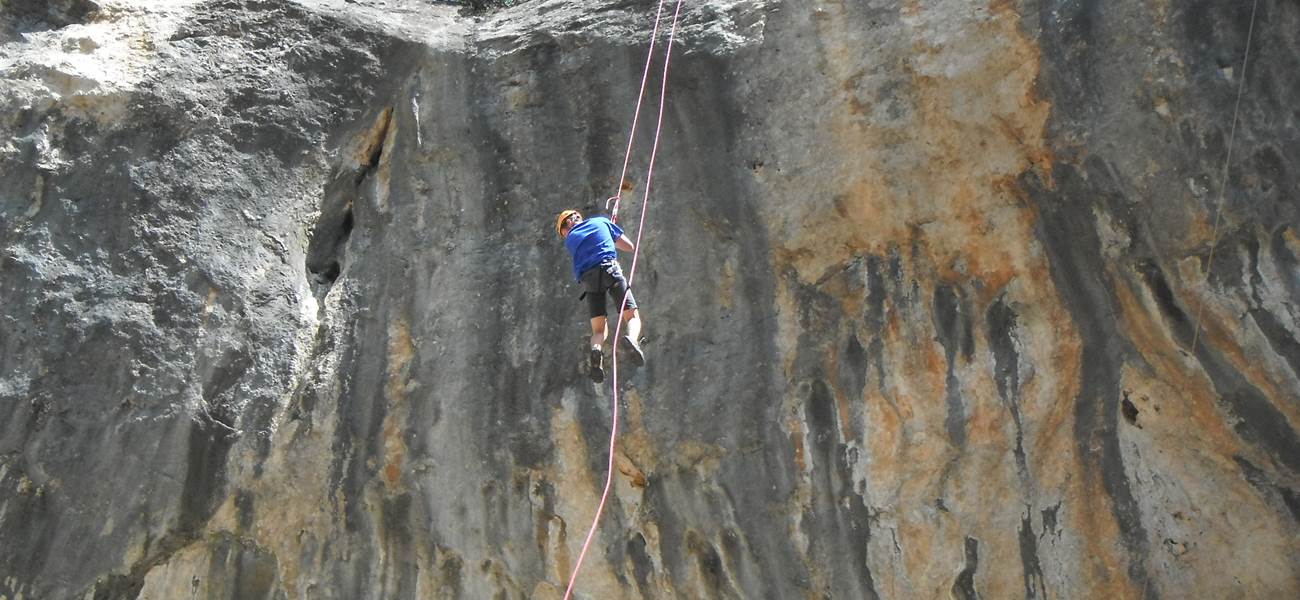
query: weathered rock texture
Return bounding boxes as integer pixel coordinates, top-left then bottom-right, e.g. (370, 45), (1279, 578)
(1, 0), (1298, 598)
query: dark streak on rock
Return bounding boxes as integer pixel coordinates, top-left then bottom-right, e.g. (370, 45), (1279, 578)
(987, 295), (1030, 479)
(933, 284), (972, 447)
(209, 533), (281, 599)
(473, 51), (530, 481)
(381, 493), (417, 598)
(685, 529), (737, 599)
(952, 536), (981, 600)
(1019, 510), (1048, 599)
(642, 48), (795, 597)
(326, 315), (371, 538)
(864, 255), (890, 394)
(531, 478), (557, 570)
(1028, 0), (1300, 587)
(716, 527), (753, 598)
(1283, 487), (1300, 523)
(1270, 226), (1300, 308)
(0, 467), (57, 596)
(1248, 307), (1300, 381)
(1028, 161), (1155, 598)
(235, 489), (254, 533)
(180, 418), (239, 537)
(1137, 263), (1300, 474)
(864, 256), (887, 330)
(435, 545), (464, 599)
(1233, 455), (1300, 523)
(839, 333), (868, 407)
(1041, 503), (1061, 539)
(1240, 228), (1300, 379)
(91, 414), (240, 600)
(627, 531), (655, 595)
(805, 379), (879, 599)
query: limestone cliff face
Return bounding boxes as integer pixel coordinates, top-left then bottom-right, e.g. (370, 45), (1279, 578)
(1, 1), (1297, 598)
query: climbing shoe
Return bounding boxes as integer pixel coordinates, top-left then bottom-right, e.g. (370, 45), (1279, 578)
(619, 335), (646, 367)
(588, 347), (604, 383)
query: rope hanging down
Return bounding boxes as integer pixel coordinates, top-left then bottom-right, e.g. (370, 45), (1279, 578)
(1190, 0), (1259, 355)
(606, 0), (672, 224)
(564, 1), (685, 598)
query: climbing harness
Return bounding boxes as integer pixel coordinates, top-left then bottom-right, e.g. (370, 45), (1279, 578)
(563, 1), (685, 598)
(1191, 0), (1259, 354)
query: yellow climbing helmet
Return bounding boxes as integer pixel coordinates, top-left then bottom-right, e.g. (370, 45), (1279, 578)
(555, 209), (581, 238)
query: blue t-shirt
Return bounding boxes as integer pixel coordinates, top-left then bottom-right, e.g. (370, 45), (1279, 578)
(564, 216), (624, 281)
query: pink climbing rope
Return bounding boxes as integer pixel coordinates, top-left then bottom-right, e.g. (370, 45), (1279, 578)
(607, 0), (670, 224)
(563, 1), (685, 598)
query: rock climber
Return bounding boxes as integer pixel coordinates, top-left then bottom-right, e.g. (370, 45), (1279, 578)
(556, 209), (646, 383)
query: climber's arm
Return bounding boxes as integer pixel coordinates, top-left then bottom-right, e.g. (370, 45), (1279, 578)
(615, 234), (635, 253)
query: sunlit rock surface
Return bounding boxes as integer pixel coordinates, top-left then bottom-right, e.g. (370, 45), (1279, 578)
(1, 1), (1297, 598)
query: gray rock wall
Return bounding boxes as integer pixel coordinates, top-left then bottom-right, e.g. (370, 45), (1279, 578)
(1, 1), (1297, 598)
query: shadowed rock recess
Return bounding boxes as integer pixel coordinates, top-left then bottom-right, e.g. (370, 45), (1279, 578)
(1, 0), (1297, 598)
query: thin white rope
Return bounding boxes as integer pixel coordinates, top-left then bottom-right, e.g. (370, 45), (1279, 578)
(1190, 0), (1260, 355)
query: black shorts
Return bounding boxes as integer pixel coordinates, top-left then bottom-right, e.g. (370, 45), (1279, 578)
(579, 261), (637, 319)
